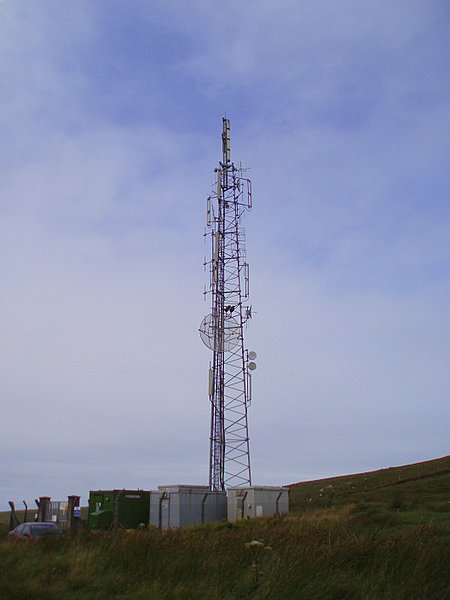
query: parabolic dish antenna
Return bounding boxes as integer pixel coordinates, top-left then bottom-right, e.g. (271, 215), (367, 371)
(248, 351), (257, 360)
(199, 314), (241, 352)
(248, 361), (257, 371)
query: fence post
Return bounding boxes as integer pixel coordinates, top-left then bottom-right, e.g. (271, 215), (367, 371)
(8, 501), (20, 530)
(37, 497), (51, 522)
(68, 495), (81, 532)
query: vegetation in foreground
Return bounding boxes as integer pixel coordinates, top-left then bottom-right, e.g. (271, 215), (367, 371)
(1, 456), (448, 600)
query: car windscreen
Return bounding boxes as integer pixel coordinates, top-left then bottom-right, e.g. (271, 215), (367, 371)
(30, 525), (58, 536)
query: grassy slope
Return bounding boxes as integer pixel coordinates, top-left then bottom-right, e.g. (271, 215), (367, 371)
(288, 455), (450, 514)
(1, 456), (448, 600)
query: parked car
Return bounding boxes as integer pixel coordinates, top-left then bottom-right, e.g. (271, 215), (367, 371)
(8, 522), (61, 541)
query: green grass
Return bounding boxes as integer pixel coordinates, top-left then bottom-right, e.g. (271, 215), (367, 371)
(1, 455), (449, 599)
(0, 509), (448, 599)
(288, 454), (450, 515)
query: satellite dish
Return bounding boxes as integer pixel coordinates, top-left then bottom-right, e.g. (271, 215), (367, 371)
(199, 314), (240, 352)
(248, 351), (257, 360)
(248, 362), (257, 371)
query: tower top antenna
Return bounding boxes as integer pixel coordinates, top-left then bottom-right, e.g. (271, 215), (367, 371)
(222, 117), (231, 165)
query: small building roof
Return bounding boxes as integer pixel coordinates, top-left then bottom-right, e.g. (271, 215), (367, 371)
(157, 484), (210, 492)
(227, 485), (289, 491)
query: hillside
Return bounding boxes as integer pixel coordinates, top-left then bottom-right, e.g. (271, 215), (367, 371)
(288, 454), (450, 515)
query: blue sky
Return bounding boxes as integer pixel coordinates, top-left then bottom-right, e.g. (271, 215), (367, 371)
(1, 0), (449, 509)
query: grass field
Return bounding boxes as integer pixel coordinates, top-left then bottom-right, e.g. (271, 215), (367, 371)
(288, 454), (450, 515)
(1, 456), (449, 599)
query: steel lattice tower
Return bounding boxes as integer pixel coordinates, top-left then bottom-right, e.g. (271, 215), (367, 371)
(199, 118), (256, 491)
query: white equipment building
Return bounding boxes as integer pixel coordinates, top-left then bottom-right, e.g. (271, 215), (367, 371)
(227, 486), (289, 521)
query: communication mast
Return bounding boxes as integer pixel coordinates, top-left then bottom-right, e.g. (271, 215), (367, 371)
(199, 118), (257, 491)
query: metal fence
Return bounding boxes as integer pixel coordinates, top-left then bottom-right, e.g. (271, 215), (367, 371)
(45, 500), (69, 526)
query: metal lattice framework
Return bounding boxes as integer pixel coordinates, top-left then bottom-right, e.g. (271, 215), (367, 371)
(199, 118), (254, 491)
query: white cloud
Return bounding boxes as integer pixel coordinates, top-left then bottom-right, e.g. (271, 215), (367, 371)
(0, 0), (448, 508)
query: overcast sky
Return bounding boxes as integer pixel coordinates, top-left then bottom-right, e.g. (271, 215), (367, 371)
(1, 0), (449, 509)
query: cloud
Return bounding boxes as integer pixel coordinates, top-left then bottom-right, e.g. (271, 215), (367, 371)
(0, 0), (448, 508)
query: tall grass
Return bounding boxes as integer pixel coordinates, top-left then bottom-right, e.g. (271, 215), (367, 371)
(1, 505), (448, 599)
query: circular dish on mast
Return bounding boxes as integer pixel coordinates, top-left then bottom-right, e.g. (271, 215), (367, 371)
(199, 314), (241, 352)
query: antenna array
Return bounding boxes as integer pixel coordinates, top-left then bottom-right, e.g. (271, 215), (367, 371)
(199, 118), (255, 491)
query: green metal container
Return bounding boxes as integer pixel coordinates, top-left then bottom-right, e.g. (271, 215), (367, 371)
(88, 489), (150, 530)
